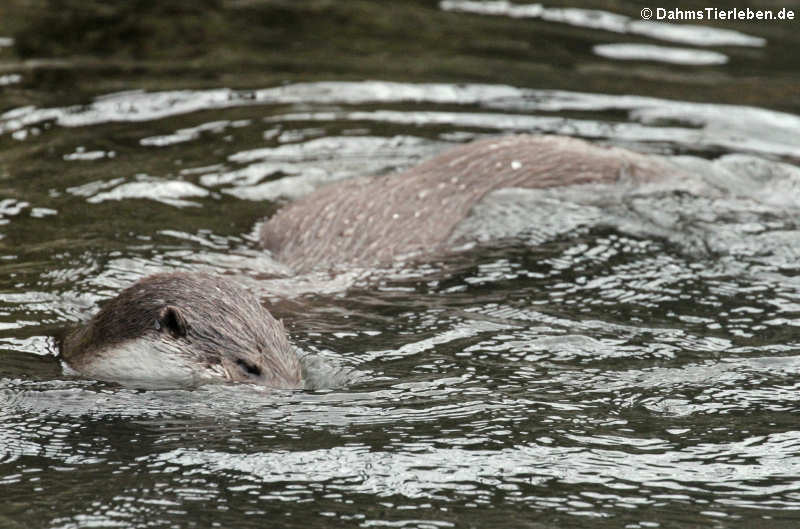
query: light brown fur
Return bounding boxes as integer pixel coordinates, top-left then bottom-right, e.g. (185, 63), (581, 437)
(261, 135), (681, 272)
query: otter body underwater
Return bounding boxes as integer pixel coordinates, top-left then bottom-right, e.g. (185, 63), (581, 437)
(60, 135), (690, 388)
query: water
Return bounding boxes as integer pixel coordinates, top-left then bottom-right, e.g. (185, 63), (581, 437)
(2, 1), (800, 527)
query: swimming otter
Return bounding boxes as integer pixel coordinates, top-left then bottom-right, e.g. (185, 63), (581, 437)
(62, 135), (686, 388)
(61, 273), (302, 389)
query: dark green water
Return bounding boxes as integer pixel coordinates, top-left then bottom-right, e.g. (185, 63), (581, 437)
(2, 1), (800, 528)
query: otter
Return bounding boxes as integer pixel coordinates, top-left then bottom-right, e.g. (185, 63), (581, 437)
(61, 135), (688, 388)
(61, 273), (302, 389)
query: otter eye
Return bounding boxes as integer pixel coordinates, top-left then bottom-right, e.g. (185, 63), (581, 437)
(156, 305), (187, 339)
(236, 358), (262, 378)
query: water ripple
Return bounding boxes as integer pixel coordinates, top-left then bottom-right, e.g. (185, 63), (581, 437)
(3, 81), (798, 158)
(439, 1), (765, 47)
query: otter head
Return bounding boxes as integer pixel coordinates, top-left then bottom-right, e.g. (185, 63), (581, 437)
(61, 272), (302, 389)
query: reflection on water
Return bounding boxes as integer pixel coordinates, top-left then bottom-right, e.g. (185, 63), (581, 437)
(592, 44), (729, 65)
(2, 1), (800, 528)
(439, 0), (766, 47)
(6, 81), (799, 159)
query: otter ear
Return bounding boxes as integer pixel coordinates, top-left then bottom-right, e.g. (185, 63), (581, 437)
(156, 305), (188, 339)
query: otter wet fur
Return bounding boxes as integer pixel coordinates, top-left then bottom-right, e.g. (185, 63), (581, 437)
(261, 134), (683, 272)
(61, 273), (302, 389)
(61, 135), (690, 388)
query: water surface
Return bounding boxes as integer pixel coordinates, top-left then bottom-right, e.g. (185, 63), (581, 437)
(1, 1), (800, 528)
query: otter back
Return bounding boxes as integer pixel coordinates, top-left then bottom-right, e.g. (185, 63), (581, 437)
(260, 135), (683, 272)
